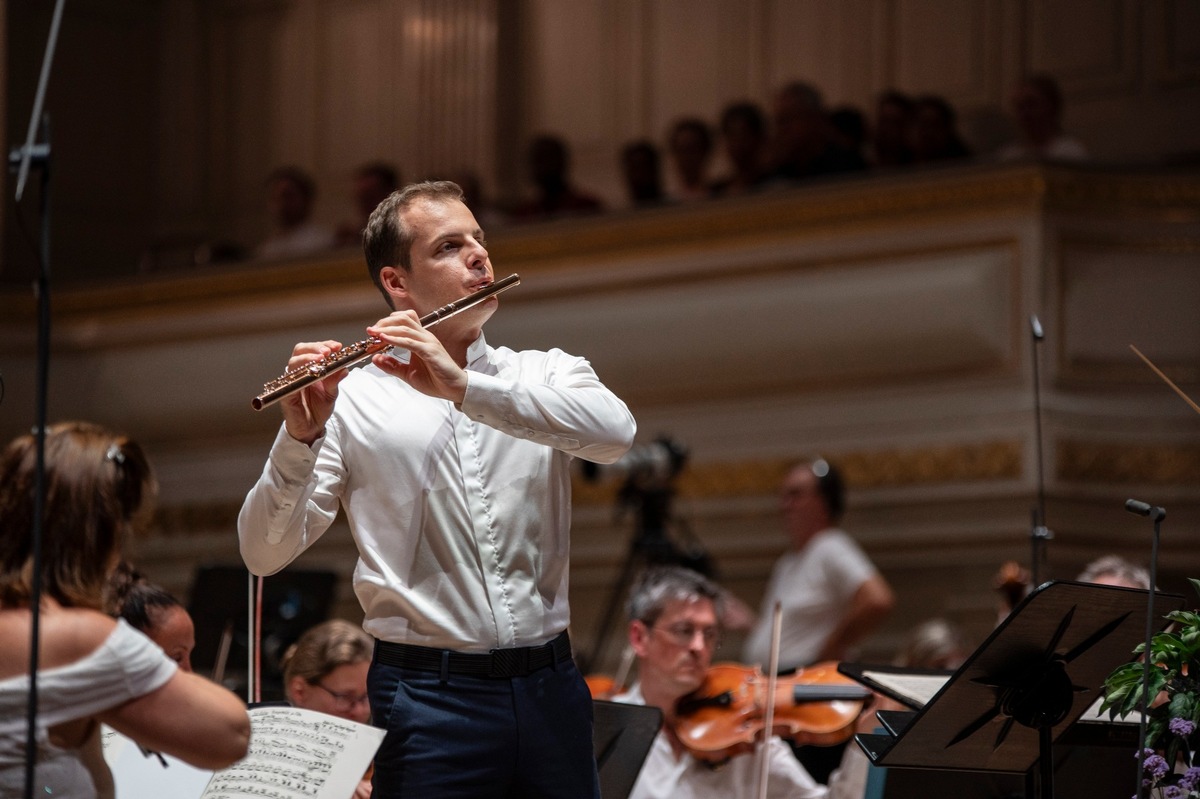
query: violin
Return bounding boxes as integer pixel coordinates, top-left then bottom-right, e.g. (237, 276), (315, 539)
(672, 661), (871, 763)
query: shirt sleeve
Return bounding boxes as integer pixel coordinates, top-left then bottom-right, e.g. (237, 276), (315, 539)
(767, 736), (828, 799)
(238, 422), (344, 576)
(815, 531), (878, 600)
(458, 348), (636, 464)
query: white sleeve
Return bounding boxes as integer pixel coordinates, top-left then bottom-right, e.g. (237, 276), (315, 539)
(237, 423), (343, 576)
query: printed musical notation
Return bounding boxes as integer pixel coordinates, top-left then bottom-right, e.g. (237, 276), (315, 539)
(105, 706), (384, 799)
(199, 707), (384, 799)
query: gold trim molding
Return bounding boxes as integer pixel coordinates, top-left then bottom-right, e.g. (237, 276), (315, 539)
(573, 440), (1024, 507)
(1058, 439), (1200, 484)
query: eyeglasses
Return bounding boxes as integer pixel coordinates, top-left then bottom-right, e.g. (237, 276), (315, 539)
(312, 681), (369, 711)
(650, 622), (721, 650)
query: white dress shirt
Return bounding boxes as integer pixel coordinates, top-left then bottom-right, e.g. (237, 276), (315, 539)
(613, 685), (829, 799)
(239, 333), (635, 651)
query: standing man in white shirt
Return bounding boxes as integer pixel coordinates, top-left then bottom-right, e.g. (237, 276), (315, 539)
(742, 459), (894, 784)
(239, 180), (636, 798)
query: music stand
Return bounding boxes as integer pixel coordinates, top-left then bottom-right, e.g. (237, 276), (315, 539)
(853, 581), (1184, 799)
(593, 699), (662, 799)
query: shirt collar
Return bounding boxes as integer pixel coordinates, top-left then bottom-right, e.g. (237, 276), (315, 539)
(466, 332), (488, 367)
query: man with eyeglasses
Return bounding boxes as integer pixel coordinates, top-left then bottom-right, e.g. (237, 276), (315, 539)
(613, 566), (843, 798)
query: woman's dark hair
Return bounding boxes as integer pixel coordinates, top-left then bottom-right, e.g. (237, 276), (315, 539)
(0, 422), (155, 610)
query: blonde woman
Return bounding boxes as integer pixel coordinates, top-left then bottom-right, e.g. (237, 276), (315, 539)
(281, 619), (373, 797)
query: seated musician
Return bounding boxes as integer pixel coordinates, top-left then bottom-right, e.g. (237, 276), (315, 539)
(614, 565), (860, 799)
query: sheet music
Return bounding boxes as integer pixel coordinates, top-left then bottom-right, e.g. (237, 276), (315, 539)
(859, 671), (1131, 726)
(202, 707), (384, 799)
(860, 670), (948, 707)
(106, 706), (384, 799)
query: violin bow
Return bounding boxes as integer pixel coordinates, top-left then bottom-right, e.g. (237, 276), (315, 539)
(1130, 344), (1200, 416)
(755, 601), (784, 799)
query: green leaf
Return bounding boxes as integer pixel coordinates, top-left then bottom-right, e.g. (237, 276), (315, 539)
(1187, 577), (1200, 601)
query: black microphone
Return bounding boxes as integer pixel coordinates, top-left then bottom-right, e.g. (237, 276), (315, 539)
(1030, 314), (1044, 341)
(1125, 499), (1166, 521)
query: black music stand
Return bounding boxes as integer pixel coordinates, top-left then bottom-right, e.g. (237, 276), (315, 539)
(853, 581), (1184, 799)
(593, 700), (662, 799)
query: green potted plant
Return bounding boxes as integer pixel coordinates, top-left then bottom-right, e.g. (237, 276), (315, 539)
(1102, 579), (1200, 797)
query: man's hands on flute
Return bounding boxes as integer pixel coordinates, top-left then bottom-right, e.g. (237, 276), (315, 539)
(280, 340), (350, 445)
(368, 310), (469, 406)
(280, 309), (469, 446)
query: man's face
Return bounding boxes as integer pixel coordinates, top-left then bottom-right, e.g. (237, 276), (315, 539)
(779, 465), (828, 541)
(633, 597), (720, 701)
(269, 177), (310, 228)
(395, 197), (497, 328)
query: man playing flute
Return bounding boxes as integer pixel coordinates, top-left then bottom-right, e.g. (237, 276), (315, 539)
(239, 180), (636, 798)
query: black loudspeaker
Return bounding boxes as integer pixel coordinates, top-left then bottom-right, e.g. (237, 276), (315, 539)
(187, 565), (337, 700)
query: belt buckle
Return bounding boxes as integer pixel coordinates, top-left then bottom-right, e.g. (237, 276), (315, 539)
(489, 646), (529, 678)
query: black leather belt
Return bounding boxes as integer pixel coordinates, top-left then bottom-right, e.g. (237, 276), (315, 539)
(373, 631), (572, 679)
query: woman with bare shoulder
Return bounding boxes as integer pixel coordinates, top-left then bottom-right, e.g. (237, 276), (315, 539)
(0, 422), (250, 797)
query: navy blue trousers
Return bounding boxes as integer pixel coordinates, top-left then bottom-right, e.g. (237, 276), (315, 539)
(367, 655), (600, 798)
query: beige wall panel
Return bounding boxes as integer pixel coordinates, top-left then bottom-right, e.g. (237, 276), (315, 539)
(393, 0), (497, 180)
(521, 0), (627, 202)
(1155, 0), (1200, 85)
(638, 0), (764, 198)
(488, 243), (1017, 408)
(155, 0), (208, 236)
(1024, 0), (1138, 95)
(207, 2), (310, 247)
(761, 0), (880, 108)
(313, 0), (400, 207)
(1058, 243), (1200, 385)
(887, 0), (994, 104)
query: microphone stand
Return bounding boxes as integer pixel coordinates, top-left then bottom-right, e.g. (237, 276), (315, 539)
(7, 2), (66, 796)
(1125, 499), (1165, 799)
(1028, 315), (1053, 587)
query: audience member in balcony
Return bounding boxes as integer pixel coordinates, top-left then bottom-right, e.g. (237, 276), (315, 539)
(766, 82), (867, 185)
(995, 74), (1089, 163)
(828, 106), (870, 173)
(510, 134), (605, 222)
(106, 562), (195, 673)
(909, 95), (972, 164)
(450, 169), (509, 230)
(0, 421), (249, 796)
(665, 117), (715, 202)
(336, 162), (401, 248)
(711, 101), (770, 197)
(742, 458), (895, 784)
(621, 139), (667, 209)
(256, 166), (336, 261)
(871, 90), (916, 167)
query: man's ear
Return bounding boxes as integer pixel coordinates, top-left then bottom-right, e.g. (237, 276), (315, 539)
(379, 266), (407, 303)
(629, 620), (652, 659)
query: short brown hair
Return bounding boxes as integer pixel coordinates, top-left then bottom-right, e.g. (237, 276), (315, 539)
(281, 619), (373, 693)
(0, 422), (155, 610)
(362, 180), (465, 308)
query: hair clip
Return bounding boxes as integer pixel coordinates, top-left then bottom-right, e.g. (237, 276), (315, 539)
(106, 444), (126, 465)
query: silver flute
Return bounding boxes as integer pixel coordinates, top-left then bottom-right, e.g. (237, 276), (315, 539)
(252, 273), (521, 410)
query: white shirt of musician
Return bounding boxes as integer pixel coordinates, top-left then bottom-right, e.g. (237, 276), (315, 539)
(238, 333), (635, 651)
(613, 685), (829, 799)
